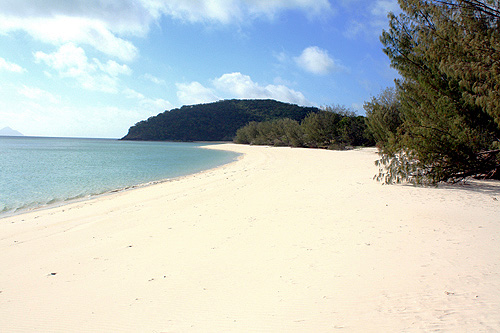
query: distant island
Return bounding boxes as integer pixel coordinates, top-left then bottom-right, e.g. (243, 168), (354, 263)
(0, 127), (23, 136)
(121, 99), (320, 141)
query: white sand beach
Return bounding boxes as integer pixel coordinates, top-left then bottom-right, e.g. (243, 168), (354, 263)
(0, 144), (499, 332)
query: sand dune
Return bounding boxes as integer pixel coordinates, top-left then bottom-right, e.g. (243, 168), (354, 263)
(1, 144), (499, 331)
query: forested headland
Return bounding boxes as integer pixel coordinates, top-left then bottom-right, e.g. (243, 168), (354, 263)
(122, 98), (374, 149)
(121, 99), (320, 142)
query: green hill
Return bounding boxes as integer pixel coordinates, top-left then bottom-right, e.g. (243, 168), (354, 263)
(121, 99), (320, 141)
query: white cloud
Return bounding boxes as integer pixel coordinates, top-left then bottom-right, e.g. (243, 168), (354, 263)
(0, 15), (139, 62)
(0, 57), (26, 73)
(157, 0), (331, 23)
(18, 85), (61, 104)
(294, 46), (347, 75)
(123, 88), (173, 111)
(142, 73), (166, 85)
(344, 0), (400, 39)
(0, 0), (332, 61)
(123, 88), (146, 100)
(160, 0), (242, 24)
(273, 51), (289, 64)
(34, 43), (131, 93)
(0, 0), (157, 30)
(96, 59), (132, 77)
(0, 0), (161, 61)
(213, 72), (310, 105)
(176, 73), (311, 107)
(141, 97), (173, 112)
(264, 84), (310, 106)
(344, 20), (366, 39)
(0, 0), (148, 61)
(371, 0), (400, 16)
(247, 0), (332, 18)
(176, 81), (220, 105)
(213, 72), (262, 97)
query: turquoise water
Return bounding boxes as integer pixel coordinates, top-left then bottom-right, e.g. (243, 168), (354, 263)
(0, 137), (238, 216)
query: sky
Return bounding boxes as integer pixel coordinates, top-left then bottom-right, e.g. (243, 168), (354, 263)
(0, 0), (401, 138)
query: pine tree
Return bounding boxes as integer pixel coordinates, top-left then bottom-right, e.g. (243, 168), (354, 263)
(364, 87), (403, 152)
(376, 0), (500, 184)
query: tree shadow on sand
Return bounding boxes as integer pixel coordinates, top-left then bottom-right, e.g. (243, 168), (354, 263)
(438, 180), (500, 197)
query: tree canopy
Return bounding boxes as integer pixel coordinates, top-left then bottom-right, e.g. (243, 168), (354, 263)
(234, 105), (374, 149)
(369, 0), (500, 184)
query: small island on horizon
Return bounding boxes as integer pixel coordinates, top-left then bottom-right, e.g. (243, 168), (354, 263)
(0, 127), (24, 137)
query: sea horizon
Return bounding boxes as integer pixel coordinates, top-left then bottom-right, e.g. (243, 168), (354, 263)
(0, 133), (236, 142)
(0, 136), (238, 217)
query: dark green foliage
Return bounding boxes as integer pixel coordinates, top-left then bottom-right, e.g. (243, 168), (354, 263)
(234, 105), (374, 149)
(364, 87), (403, 152)
(302, 111), (343, 148)
(121, 99), (319, 142)
(234, 118), (305, 147)
(375, 0), (500, 184)
(338, 116), (375, 147)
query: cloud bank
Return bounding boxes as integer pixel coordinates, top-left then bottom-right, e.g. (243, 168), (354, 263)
(159, 0), (331, 23)
(344, 0), (400, 38)
(35, 43), (132, 93)
(176, 81), (220, 106)
(0, 0), (331, 60)
(0, 57), (26, 73)
(18, 85), (61, 104)
(176, 72), (310, 106)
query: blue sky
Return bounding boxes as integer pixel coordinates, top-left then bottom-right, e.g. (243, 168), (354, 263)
(0, 0), (400, 138)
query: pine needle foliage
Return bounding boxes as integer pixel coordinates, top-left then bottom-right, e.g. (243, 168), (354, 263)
(374, 0), (500, 184)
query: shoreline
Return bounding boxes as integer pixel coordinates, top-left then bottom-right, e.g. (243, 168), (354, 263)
(0, 143), (241, 219)
(1, 143), (499, 331)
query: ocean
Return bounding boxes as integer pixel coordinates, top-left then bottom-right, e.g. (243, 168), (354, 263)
(0, 136), (238, 216)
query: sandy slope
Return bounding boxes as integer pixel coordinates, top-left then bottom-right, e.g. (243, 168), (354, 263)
(0, 144), (499, 332)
